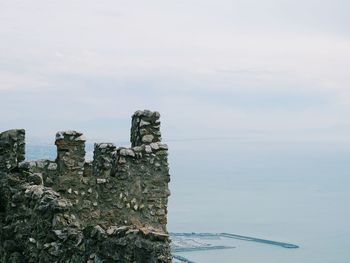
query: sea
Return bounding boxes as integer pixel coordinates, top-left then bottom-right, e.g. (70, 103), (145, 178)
(26, 139), (350, 263)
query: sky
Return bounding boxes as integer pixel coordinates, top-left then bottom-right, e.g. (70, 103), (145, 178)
(3, 3), (349, 262)
(1, 0), (350, 144)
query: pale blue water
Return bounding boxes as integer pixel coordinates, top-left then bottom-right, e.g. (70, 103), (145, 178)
(167, 140), (350, 263)
(26, 140), (350, 262)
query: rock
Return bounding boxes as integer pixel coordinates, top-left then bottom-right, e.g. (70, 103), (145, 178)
(75, 135), (86, 141)
(119, 148), (135, 157)
(28, 173), (43, 185)
(145, 145), (152, 153)
(150, 143), (159, 150)
(158, 143), (168, 150)
(96, 178), (107, 184)
(25, 185), (44, 199)
(18, 161), (29, 169)
(142, 135), (154, 143)
(36, 160), (46, 169)
(47, 162), (57, 171)
(139, 120), (151, 127)
(53, 230), (67, 240)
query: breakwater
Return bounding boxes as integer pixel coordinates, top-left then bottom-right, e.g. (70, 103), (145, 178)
(171, 232), (299, 249)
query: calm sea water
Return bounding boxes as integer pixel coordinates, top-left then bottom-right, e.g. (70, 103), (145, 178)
(167, 140), (350, 263)
(27, 140), (350, 263)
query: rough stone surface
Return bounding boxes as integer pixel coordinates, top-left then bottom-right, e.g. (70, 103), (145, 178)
(131, 110), (162, 147)
(0, 110), (172, 263)
(0, 129), (25, 172)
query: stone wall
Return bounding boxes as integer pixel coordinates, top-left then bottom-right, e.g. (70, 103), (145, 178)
(0, 110), (172, 263)
(131, 110), (162, 147)
(0, 129), (25, 172)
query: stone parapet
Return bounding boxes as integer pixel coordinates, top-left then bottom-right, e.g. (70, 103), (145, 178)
(0, 129), (25, 172)
(0, 110), (171, 262)
(93, 143), (116, 178)
(55, 131), (86, 177)
(131, 110), (162, 147)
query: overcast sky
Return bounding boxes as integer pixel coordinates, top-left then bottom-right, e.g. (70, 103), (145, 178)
(1, 0), (350, 144)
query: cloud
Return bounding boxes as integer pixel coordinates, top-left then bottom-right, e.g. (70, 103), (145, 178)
(0, 70), (49, 92)
(0, 0), (350, 143)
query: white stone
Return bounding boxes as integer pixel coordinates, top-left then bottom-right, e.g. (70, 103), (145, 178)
(119, 148), (135, 157)
(97, 178), (107, 184)
(142, 134), (154, 143)
(106, 226), (118, 235)
(133, 146), (143, 152)
(139, 120), (150, 127)
(99, 143), (108, 149)
(145, 145), (152, 153)
(75, 135), (86, 142)
(150, 143), (159, 150)
(47, 163), (57, 171)
(125, 149), (135, 157)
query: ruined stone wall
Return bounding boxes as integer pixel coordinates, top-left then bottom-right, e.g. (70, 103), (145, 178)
(0, 110), (172, 263)
(131, 110), (162, 147)
(0, 129), (25, 172)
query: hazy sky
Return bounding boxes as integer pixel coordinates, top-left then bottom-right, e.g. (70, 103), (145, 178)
(1, 0), (350, 143)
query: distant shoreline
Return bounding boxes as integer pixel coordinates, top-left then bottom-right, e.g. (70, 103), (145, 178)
(171, 232), (299, 249)
(171, 232), (299, 263)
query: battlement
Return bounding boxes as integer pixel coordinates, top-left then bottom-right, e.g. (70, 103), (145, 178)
(0, 129), (25, 172)
(131, 110), (162, 147)
(55, 130), (86, 174)
(0, 110), (172, 263)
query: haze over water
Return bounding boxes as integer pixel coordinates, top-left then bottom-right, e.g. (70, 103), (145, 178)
(167, 139), (350, 263)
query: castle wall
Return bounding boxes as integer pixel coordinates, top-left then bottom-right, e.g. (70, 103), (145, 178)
(131, 110), (162, 147)
(0, 129), (25, 172)
(0, 110), (172, 262)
